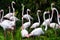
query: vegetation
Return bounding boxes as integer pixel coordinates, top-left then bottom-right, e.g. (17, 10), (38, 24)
(0, 0), (60, 40)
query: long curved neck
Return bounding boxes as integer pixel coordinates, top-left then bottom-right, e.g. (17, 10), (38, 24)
(37, 12), (40, 24)
(11, 3), (14, 13)
(22, 5), (24, 25)
(58, 16), (60, 24)
(12, 8), (15, 23)
(43, 12), (46, 21)
(44, 24), (47, 31)
(1, 11), (4, 22)
(43, 12), (49, 21)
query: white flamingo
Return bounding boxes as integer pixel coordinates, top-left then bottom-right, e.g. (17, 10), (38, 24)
(21, 9), (31, 29)
(41, 3), (55, 26)
(30, 10), (41, 28)
(28, 27), (47, 37)
(4, 1), (15, 19)
(41, 11), (50, 31)
(49, 8), (60, 29)
(21, 4), (33, 25)
(21, 29), (29, 38)
(4, 1), (19, 21)
(0, 9), (14, 40)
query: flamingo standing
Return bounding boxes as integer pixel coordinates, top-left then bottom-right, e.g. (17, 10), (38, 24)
(0, 9), (14, 40)
(4, 1), (19, 21)
(41, 10), (50, 31)
(4, 1), (15, 19)
(21, 4), (33, 26)
(49, 8), (60, 29)
(30, 10), (41, 28)
(21, 9), (31, 29)
(41, 3), (59, 30)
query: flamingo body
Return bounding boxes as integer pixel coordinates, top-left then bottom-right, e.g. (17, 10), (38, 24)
(21, 29), (28, 37)
(29, 28), (44, 36)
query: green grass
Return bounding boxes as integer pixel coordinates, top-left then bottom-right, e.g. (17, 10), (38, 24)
(0, 21), (60, 40)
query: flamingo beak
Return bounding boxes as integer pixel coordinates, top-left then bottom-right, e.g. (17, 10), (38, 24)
(25, 34), (29, 38)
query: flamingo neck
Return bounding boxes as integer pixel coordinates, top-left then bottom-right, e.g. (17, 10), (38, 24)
(1, 11), (4, 22)
(11, 3), (14, 13)
(44, 24), (47, 31)
(22, 5), (24, 26)
(43, 12), (49, 21)
(58, 16), (60, 24)
(43, 12), (46, 21)
(12, 8), (15, 24)
(37, 12), (40, 24)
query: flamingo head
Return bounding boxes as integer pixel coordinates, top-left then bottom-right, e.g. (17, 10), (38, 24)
(37, 10), (41, 13)
(12, 1), (15, 4)
(0, 9), (4, 12)
(21, 3), (24, 7)
(27, 9), (31, 12)
(51, 3), (55, 6)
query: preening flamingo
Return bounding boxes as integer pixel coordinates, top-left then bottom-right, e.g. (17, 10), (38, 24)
(21, 29), (29, 38)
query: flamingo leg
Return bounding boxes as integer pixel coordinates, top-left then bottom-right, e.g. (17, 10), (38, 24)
(11, 30), (14, 40)
(4, 30), (6, 40)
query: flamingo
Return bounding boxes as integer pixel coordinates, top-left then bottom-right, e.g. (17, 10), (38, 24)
(22, 4), (33, 20)
(28, 26), (47, 37)
(41, 10), (50, 31)
(21, 29), (29, 38)
(30, 10), (41, 28)
(4, 1), (19, 21)
(21, 9), (31, 29)
(49, 8), (60, 29)
(41, 3), (55, 27)
(0, 9), (14, 40)
(4, 1), (15, 19)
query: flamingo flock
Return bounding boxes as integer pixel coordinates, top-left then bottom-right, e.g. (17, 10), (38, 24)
(0, 1), (60, 39)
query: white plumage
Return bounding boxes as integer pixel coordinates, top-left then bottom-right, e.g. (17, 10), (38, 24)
(4, 1), (19, 21)
(0, 20), (14, 30)
(22, 22), (31, 29)
(49, 23), (59, 29)
(30, 10), (41, 28)
(23, 14), (33, 20)
(28, 28), (44, 37)
(0, 9), (15, 30)
(22, 9), (31, 29)
(58, 14), (60, 25)
(21, 29), (29, 37)
(41, 11), (50, 31)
